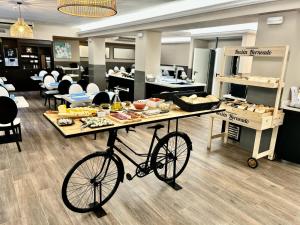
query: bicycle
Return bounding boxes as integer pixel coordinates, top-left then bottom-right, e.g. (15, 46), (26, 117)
(61, 122), (192, 214)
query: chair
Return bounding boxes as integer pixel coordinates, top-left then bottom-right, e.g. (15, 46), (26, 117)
(69, 84), (83, 94)
(86, 83), (100, 94)
(108, 69), (114, 75)
(114, 66), (119, 72)
(70, 62), (78, 68)
(51, 70), (60, 81)
(92, 92), (110, 106)
(54, 80), (71, 108)
(111, 90), (129, 102)
(0, 96), (22, 152)
(56, 73), (64, 82)
(43, 74), (54, 84)
(44, 75), (59, 108)
(0, 85), (9, 97)
(39, 70), (48, 78)
(62, 75), (73, 82)
(77, 79), (89, 91)
(120, 66), (126, 73)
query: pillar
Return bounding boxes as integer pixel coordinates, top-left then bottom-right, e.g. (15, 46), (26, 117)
(238, 32), (256, 74)
(88, 37), (106, 90)
(187, 38), (209, 78)
(135, 31), (161, 100)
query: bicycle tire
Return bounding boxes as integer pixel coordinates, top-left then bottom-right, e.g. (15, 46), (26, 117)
(151, 132), (192, 182)
(62, 151), (122, 213)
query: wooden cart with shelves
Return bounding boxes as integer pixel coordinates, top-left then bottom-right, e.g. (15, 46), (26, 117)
(208, 46), (289, 168)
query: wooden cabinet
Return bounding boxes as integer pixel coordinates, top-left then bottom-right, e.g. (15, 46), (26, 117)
(275, 109), (300, 164)
(0, 37), (54, 91)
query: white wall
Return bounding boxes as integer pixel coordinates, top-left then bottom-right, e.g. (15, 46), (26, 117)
(253, 11), (300, 102)
(33, 23), (78, 41)
(161, 43), (190, 66)
(208, 38), (242, 49)
(0, 22), (78, 40)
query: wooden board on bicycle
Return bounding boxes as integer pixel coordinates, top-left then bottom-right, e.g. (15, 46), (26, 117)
(44, 106), (224, 216)
(44, 107), (223, 138)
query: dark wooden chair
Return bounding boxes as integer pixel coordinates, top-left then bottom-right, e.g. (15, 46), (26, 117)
(92, 92), (110, 106)
(77, 79), (89, 91)
(54, 80), (72, 109)
(0, 96), (22, 152)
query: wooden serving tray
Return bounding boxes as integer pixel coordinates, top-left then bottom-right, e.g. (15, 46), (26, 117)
(109, 115), (142, 124)
(58, 113), (96, 118)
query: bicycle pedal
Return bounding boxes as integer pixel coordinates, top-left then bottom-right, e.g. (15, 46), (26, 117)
(157, 162), (164, 169)
(126, 173), (133, 181)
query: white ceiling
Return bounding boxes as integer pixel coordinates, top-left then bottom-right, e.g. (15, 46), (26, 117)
(0, 0), (177, 25)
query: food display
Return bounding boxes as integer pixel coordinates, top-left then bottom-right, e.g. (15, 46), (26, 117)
(133, 101), (147, 110)
(57, 118), (74, 126)
(173, 93), (220, 112)
(220, 100), (274, 114)
(147, 98), (164, 108)
(159, 103), (171, 112)
(110, 111), (143, 123)
(81, 117), (114, 128)
(58, 105), (98, 118)
(218, 74), (280, 84)
(180, 94), (219, 104)
(142, 109), (161, 116)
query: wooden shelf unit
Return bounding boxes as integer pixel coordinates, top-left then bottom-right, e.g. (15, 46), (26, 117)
(216, 76), (283, 89)
(208, 46), (290, 167)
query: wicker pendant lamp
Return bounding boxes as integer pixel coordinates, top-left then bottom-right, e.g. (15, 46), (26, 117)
(57, 0), (117, 18)
(10, 2), (33, 39)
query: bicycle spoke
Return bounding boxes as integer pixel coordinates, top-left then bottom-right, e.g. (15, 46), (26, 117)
(62, 153), (121, 212)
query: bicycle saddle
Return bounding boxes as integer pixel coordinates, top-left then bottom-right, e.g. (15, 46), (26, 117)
(147, 124), (164, 130)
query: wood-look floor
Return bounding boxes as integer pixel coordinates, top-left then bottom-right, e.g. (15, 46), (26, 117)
(0, 92), (300, 225)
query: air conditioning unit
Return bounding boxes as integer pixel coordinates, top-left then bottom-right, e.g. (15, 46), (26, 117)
(115, 36), (136, 43)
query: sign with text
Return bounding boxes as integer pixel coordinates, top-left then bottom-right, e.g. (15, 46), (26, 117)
(216, 111), (249, 125)
(224, 47), (287, 58)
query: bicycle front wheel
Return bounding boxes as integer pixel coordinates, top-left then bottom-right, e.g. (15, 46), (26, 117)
(151, 132), (192, 182)
(62, 151), (121, 213)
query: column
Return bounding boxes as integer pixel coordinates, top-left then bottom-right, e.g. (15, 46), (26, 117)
(238, 32), (256, 74)
(135, 31), (161, 100)
(88, 37), (106, 90)
(187, 38), (209, 78)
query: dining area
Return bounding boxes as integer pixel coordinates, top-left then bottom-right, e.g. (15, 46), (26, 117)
(37, 69), (116, 110)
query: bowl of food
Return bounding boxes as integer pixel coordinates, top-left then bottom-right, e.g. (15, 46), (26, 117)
(133, 101), (147, 110)
(147, 98), (164, 108)
(159, 102), (171, 113)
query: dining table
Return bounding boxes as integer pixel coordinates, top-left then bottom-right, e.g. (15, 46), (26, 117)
(30, 75), (43, 81)
(10, 95), (29, 108)
(60, 91), (115, 105)
(3, 84), (15, 92)
(0, 77), (7, 82)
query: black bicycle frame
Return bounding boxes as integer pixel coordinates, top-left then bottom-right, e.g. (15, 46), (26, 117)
(106, 128), (161, 172)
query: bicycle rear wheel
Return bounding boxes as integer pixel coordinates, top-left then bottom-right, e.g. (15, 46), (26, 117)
(151, 132), (192, 182)
(62, 151), (121, 213)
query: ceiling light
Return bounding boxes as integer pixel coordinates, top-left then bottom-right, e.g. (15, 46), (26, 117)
(10, 2), (33, 39)
(57, 0), (117, 18)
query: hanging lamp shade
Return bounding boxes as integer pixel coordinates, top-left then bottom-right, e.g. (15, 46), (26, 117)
(10, 2), (33, 39)
(57, 0), (117, 18)
(10, 18), (33, 38)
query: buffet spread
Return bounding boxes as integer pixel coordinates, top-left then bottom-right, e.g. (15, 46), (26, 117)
(44, 94), (222, 137)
